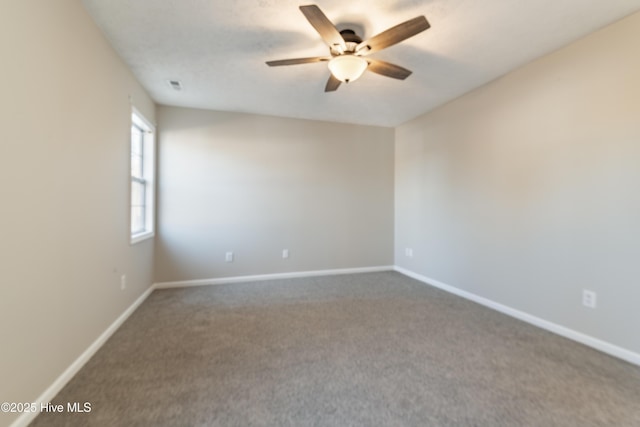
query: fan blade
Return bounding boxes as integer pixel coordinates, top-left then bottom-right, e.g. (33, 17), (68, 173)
(299, 5), (346, 50)
(367, 59), (412, 80)
(266, 57), (330, 66)
(357, 16), (430, 55)
(325, 74), (341, 92)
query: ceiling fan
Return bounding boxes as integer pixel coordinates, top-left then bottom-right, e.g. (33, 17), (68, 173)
(266, 5), (430, 92)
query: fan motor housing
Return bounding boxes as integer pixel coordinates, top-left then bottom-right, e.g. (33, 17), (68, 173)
(331, 29), (365, 56)
(339, 29), (362, 44)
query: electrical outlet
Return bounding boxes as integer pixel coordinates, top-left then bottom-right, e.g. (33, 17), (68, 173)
(405, 248), (413, 258)
(225, 252), (234, 263)
(120, 274), (127, 290)
(582, 289), (597, 308)
(282, 249), (289, 259)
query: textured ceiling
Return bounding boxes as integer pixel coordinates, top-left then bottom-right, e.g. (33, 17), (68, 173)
(82, 0), (640, 127)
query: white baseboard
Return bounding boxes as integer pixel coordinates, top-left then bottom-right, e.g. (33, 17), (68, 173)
(10, 286), (155, 427)
(394, 266), (640, 367)
(154, 265), (395, 289)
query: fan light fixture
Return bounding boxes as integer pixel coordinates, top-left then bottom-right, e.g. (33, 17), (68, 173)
(328, 55), (368, 83)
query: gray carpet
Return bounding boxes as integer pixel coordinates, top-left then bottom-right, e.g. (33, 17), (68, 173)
(31, 272), (640, 426)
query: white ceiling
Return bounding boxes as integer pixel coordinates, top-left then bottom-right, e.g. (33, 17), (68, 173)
(82, 0), (640, 127)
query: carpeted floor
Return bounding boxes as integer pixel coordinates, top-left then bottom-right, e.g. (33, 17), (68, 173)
(31, 272), (640, 426)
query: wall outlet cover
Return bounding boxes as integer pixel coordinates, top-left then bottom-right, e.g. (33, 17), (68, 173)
(582, 289), (597, 308)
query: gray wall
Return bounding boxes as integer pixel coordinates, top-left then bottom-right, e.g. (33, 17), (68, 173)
(0, 1), (155, 425)
(155, 106), (395, 282)
(395, 12), (640, 354)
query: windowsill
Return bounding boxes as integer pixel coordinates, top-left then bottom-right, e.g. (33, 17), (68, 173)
(130, 230), (155, 245)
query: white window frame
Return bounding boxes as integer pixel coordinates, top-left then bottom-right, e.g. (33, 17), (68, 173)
(130, 107), (156, 244)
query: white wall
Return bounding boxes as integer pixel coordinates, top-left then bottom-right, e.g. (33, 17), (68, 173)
(395, 12), (640, 354)
(155, 106), (394, 282)
(0, 1), (155, 425)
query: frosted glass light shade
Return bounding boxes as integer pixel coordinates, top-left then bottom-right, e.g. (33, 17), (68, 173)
(328, 55), (368, 83)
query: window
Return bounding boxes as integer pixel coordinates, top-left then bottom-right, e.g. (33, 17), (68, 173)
(130, 109), (155, 244)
